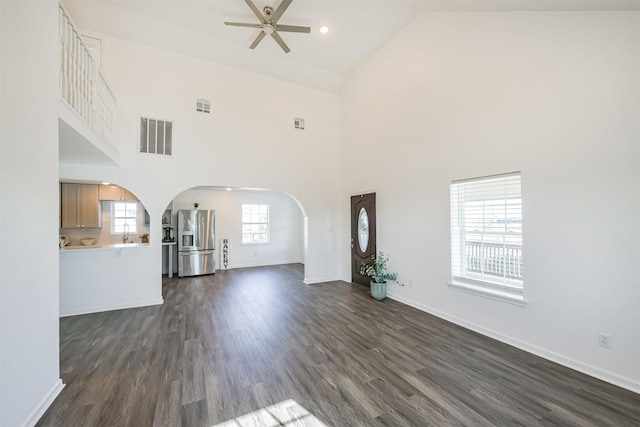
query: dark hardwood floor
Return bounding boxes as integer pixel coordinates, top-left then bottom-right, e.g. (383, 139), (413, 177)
(38, 264), (639, 426)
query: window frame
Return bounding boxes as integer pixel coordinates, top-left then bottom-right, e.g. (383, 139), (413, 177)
(241, 204), (270, 245)
(449, 172), (525, 305)
(110, 201), (138, 235)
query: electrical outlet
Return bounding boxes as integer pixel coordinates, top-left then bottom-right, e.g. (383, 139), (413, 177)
(599, 333), (611, 349)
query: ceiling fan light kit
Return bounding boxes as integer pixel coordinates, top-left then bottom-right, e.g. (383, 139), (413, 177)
(224, 0), (311, 53)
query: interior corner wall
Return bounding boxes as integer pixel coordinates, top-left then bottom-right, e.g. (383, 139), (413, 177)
(342, 11), (640, 391)
(1, 2), (63, 426)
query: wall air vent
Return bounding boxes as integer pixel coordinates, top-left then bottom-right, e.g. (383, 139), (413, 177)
(294, 117), (305, 130)
(196, 99), (211, 114)
(139, 117), (173, 156)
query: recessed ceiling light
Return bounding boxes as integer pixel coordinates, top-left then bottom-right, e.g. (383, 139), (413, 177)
(226, 188), (232, 191)
(320, 26), (329, 34)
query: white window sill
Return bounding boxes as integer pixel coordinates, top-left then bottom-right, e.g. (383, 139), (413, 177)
(448, 280), (527, 306)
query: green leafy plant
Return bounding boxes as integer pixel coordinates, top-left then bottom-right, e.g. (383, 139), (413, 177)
(363, 251), (398, 283)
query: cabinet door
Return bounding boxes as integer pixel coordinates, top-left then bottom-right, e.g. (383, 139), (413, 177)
(98, 184), (122, 201)
(77, 184), (100, 227)
(60, 183), (78, 228)
(122, 189), (138, 201)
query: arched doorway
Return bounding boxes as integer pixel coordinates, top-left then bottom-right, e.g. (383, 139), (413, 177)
(161, 185), (307, 277)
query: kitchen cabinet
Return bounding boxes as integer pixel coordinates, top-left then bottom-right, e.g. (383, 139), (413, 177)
(98, 184), (137, 201)
(61, 183), (101, 228)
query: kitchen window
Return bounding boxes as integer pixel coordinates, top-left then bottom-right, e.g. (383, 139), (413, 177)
(242, 204), (269, 244)
(111, 202), (138, 234)
(449, 172), (524, 305)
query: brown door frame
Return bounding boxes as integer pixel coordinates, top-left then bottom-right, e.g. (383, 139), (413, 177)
(350, 192), (376, 286)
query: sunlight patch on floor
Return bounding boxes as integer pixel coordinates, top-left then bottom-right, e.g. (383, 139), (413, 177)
(212, 399), (327, 426)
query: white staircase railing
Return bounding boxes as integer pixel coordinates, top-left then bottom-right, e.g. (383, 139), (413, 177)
(59, 4), (117, 147)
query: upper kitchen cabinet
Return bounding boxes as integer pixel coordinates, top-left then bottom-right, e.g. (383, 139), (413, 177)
(99, 184), (137, 201)
(61, 183), (101, 228)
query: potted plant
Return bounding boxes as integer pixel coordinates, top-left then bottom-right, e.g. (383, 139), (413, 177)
(363, 251), (398, 300)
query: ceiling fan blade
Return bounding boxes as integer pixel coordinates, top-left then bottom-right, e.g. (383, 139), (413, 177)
(249, 31), (267, 49)
(243, 0), (264, 21)
(224, 22), (262, 28)
(276, 24), (310, 33)
(270, 0), (292, 24)
(271, 31), (290, 53)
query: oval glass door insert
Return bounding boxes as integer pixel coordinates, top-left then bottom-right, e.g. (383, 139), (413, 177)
(358, 207), (369, 252)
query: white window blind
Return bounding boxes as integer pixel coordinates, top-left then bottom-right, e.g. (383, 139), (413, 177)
(242, 204), (269, 244)
(111, 202), (138, 234)
(450, 172), (523, 295)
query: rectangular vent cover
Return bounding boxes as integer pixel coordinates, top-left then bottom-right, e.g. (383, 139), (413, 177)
(196, 99), (211, 113)
(294, 117), (305, 130)
(139, 117), (173, 156)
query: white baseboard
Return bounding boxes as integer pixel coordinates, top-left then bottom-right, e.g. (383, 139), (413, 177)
(60, 298), (164, 317)
(387, 292), (640, 395)
(222, 260), (303, 270)
(21, 378), (64, 427)
(303, 276), (342, 285)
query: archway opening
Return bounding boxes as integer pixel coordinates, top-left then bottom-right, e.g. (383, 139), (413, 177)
(161, 185), (307, 278)
(59, 180), (150, 247)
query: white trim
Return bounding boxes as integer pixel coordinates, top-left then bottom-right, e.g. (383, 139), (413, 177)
(60, 298), (164, 317)
(386, 292), (640, 394)
(303, 275), (341, 285)
(448, 280), (526, 306)
(20, 379), (64, 427)
(225, 260), (303, 270)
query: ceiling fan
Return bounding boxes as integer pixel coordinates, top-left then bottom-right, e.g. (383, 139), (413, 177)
(225, 0), (310, 53)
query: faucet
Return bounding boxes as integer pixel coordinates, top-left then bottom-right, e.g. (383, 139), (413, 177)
(123, 223), (130, 244)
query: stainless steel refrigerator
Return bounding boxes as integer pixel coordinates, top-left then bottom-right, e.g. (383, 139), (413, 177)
(178, 209), (215, 277)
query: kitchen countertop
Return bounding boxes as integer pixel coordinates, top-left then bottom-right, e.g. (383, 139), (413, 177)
(60, 243), (150, 252)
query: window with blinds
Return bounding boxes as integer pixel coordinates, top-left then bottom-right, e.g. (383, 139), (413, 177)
(242, 204), (269, 244)
(450, 172), (523, 297)
(111, 201), (138, 234)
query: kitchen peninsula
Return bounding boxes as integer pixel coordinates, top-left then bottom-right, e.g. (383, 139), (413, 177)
(59, 241), (161, 317)
(59, 182), (161, 317)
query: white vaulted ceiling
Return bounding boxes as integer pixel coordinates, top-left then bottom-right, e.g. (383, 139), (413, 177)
(63, 0), (639, 93)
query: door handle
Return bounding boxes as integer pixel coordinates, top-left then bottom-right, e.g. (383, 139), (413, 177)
(350, 238), (354, 249)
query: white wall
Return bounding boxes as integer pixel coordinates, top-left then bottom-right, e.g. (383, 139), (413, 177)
(342, 11), (640, 392)
(60, 246), (161, 316)
(59, 32), (342, 288)
(0, 2), (64, 426)
(171, 189), (303, 271)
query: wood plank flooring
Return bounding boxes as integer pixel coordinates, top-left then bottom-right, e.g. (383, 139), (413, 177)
(38, 264), (640, 426)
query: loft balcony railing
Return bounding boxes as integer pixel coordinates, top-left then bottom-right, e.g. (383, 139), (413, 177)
(59, 4), (117, 147)
(465, 241), (523, 281)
